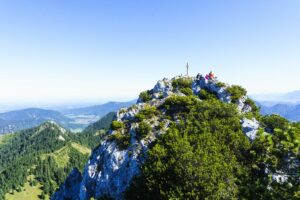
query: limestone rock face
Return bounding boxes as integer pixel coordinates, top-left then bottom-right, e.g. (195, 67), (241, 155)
(153, 78), (172, 94)
(79, 140), (142, 200)
(52, 74), (259, 200)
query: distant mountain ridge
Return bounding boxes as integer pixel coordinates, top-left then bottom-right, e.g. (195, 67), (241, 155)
(0, 101), (135, 135)
(252, 90), (300, 122)
(259, 103), (300, 122)
(0, 108), (71, 135)
(61, 101), (136, 116)
(277, 90), (300, 103)
(252, 90), (300, 104)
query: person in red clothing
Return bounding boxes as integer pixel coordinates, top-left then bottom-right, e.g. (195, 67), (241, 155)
(209, 71), (215, 79)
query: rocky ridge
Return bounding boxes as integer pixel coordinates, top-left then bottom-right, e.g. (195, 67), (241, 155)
(52, 74), (260, 200)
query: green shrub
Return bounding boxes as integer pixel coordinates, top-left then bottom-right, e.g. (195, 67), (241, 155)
(125, 92), (300, 200)
(157, 121), (166, 130)
(136, 122), (151, 140)
(161, 95), (198, 116)
(159, 93), (164, 99)
(198, 89), (218, 100)
(134, 113), (146, 122)
(262, 114), (289, 133)
(172, 77), (192, 89)
(216, 81), (226, 88)
(244, 98), (260, 117)
(110, 121), (124, 130)
(180, 87), (193, 96)
(139, 90), (152, 102)
(135, 106), (159, 122)
(108, 132), (130, 150)
(226, 85), (247, 103)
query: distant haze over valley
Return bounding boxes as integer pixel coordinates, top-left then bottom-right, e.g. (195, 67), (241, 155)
(0, 100), (135, 135)
(250, 90), (300, 122)
(251, 90), (300, 105)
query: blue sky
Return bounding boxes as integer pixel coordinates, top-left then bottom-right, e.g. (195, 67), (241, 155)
(0, 0), (300, 106)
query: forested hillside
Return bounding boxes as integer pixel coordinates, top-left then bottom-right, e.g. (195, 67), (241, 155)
(0, 111), (114, 200)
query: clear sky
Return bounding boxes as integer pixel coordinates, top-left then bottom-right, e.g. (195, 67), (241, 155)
(0, 0), (300, 106)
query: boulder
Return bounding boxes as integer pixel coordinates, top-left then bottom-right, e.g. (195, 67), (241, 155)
(241, 118), (259, 141)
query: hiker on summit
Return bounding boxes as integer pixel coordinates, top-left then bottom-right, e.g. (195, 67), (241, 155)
(209, 71), (215, 79)
(205, 74), (210, 80)
(205, 71), (216, 81)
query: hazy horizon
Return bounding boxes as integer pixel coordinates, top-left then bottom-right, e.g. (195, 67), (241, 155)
(1, 0), (300, 105)
(0, 88), (299, 113)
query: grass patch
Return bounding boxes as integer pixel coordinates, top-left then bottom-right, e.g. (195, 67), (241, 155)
(5, 175), (48, 200)
(40, 142), (91, 168)
(0, 133), (14, 146)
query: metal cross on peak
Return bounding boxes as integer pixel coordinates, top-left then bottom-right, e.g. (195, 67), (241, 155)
(186, 62), (189, 77)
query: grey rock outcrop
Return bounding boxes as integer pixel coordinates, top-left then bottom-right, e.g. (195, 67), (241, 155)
(241, 118), (259, 141)
(79, 140), (142, 200)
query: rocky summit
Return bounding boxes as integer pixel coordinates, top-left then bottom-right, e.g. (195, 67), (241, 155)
(52, 74), (298, 200)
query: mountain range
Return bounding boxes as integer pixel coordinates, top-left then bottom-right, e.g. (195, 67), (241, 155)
(258, 103), (300, 122)
(251, 90), (300, 104)
(60, 101), (135, 116)
(250, 90), (300, 122)
(0, 101), (135, 135)
(0, 108), (71, 135)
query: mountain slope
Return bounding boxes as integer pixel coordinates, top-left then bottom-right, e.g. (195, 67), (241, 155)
(0, 121), (105, 200)
(0, 108), (72, 135)
(83, 112), (116, 133)
(53, 74), (300, 200)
